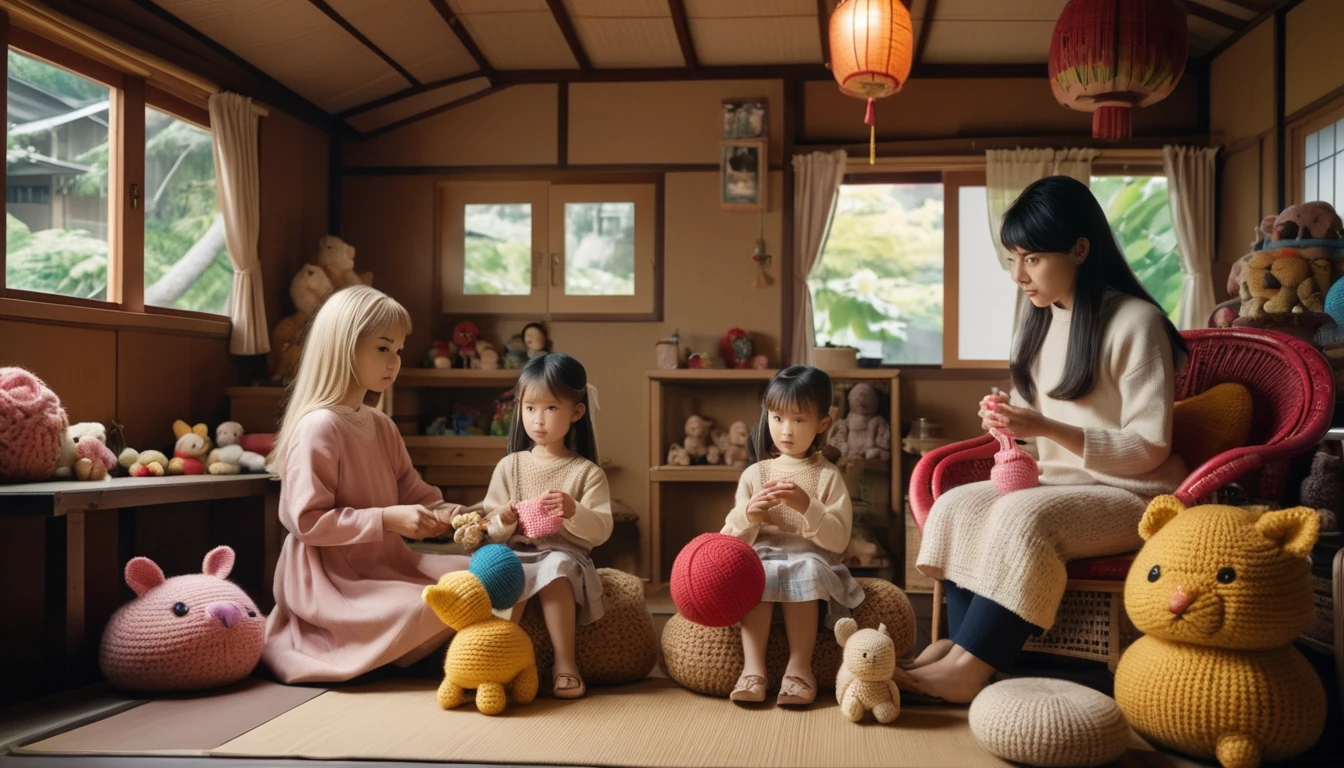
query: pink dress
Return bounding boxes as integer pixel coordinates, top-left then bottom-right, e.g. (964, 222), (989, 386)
(262, 404), (469, 683)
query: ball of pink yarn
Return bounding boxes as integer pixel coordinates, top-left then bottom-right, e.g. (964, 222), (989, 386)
(0, 367), (67, 482)
(516, 496), (566, 539)
(990, 429), (1039, 494)
(99, 546), (264, 692)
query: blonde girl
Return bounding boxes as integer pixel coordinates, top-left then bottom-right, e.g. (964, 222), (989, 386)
(721, 365), (863, 706)
(476, 352), (612, 699)
(263, 285), (467, 684)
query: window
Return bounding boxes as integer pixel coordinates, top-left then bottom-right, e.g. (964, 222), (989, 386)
(5, 50), (110, 300)
(1090, 175), (1181, 324)
(440, 181), (658, 317)
(810, 181), (944, 365)
(1302, 118), (1344, 208)
(143, 107), (230, 314)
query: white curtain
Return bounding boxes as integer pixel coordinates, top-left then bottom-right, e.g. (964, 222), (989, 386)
(986, 148), (1100, 333)
(790, 150), (848, 366)
(209, 91), (267, 355)
(1163, 146), (1220, 330)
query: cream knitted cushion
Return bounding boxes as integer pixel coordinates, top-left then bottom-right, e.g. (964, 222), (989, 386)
(520, 568), (658, 685)
(661, 578), (914, 696)
(969, 678), (1130, 768)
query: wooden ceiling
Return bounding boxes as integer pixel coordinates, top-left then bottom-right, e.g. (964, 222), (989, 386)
(120, 0), (1280, 136)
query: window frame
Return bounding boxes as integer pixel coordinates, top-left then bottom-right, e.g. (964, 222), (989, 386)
(1288, 97), (1344, 208)
(1, 16), (228, 337)
(436, 178), (663, 321)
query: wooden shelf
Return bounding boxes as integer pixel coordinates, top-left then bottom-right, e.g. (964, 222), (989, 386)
(649, 465), (745, 482)
(646, 368), (898, 383)
(402, 435), (506, 449)
(395, 369), (520, 388)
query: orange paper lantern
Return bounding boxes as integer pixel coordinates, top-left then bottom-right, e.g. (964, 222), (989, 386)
(828, 0), (914, 164)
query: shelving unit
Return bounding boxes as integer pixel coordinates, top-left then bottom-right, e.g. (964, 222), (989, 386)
(646, 368), (901, 590)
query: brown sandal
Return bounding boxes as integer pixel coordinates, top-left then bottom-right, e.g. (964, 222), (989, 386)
(776, 675), (816, 706)
(553, 672), (586, 700)
(729, 674), (767, 703)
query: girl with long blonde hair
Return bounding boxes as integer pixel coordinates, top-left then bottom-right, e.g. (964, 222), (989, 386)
(263, 285), (468, 683)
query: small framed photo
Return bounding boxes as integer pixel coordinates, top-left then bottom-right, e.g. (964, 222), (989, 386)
(720, 140), (768, 212)
(722, 99), (767, 139)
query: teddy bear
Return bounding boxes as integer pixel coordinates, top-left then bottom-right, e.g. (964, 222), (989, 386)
(268, 264), (333, 383)
(503, 334), (528, 369)
(473, 340), (501, 371)
(711, 420), (751, 468)
(1268, 201), (1344, 242)
(314, 235), (364, 291)
(168, 420), (212, 475)
(423, 545), (537, 715)
(54, 422), (118, 481)
(834, 618), (900, 724)
(206, 422), (266, 475)
(1114, 496), (1326, 768)
(99, 545), (264, 692)
(1239, 249), (1314, 318)
(667, 414), (719, 466)
(829, 383), (891, 462)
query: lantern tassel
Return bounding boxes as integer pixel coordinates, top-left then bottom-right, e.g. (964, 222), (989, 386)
(865, 98), (876, 165)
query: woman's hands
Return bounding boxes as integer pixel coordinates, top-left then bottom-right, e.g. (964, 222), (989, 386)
(383, 504), (450, 539)
(980, 391), (1052, 440)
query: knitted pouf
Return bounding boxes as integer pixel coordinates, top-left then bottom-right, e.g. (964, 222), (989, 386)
(969, 678), (1130, 767)
(990, 428), (1038, 494)
(661, 578), (914, 696)
(670, 533), (765, 627)
(470, 544), (525, 609)
(0, 367), (67, 483)
(520, 568), (658, 685)
(99, 546), (264, 692)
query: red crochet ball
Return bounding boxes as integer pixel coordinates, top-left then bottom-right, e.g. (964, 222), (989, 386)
(671, 533), (765, 627)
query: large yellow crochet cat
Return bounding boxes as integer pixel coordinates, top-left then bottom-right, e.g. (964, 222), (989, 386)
(424, 571), (538, 715)
(1114, 496), (1325, 768)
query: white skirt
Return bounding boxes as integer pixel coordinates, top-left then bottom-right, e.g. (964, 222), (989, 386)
(754, 532), (865, 627)
(502, 538), (605, 625)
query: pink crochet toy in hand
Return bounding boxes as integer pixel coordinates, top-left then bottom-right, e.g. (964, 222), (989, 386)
(990, 428), (1039, 495)
(515, 496), (566, 539)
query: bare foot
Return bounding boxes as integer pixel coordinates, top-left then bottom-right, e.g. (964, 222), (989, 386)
(892, 647), (995, 704)
(903, 638), (954, 669)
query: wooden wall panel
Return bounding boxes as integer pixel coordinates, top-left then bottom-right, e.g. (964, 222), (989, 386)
(115, 330), (193, 451)
(0, 320), (117, 426)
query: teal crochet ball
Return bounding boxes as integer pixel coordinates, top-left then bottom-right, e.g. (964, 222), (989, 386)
(469, 544), (525, 609)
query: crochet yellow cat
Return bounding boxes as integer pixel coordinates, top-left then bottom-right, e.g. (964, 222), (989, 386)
(423, 571), (538, 715)
(1114, 496), (1325, 768)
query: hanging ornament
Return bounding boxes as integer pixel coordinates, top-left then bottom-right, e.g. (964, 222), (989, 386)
(828, 0), (914, 165)
(751, 210), (772, 289)
(1048, 0), (1188, 141)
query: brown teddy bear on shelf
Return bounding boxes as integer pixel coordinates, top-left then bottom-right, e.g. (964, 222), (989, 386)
(269, 264), (333, 383)
(667, 415), (719, 465)
(711, 420), (751, 468)
(315, 235), (366, 291)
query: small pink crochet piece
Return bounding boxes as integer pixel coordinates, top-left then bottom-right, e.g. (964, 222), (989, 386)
(515, 497), (565, 539)
(0, 367), (67, 482)
(990, 428), (1039, 494)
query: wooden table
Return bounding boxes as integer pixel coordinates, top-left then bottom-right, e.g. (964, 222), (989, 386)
(0, 474), (281, 706)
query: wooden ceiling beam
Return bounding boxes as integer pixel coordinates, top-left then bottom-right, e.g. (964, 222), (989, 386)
(306, 0), (418, 85)
(546, 0), (592, 71)
(1184, 1), (1250, 31)
(914, 0), (937, 66)
(359, 83), (510, 140)
(1202, 0), (1304, 61)
(336, 70), (487, 118)
(668, 0), (698, 70)
(428, 0), (495, 77)
(490, 62), (1046, 84)
(817, 0), (831, 67)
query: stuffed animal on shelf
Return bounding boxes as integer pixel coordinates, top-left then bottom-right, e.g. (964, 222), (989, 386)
(719, 328), (755, 369)
(423, 340), (456, 369)
(711, 420), (751, 468)
(503, 334), (528, 369)
(522, 322), (550, 360)
(424, 545), (536, 715)
(126, 450), (171, 477)
(829, 383), (891, 462)
(168, 420), (212, 475)
(99, 545), (264, 692)
(667, 414), (719, 466)
(207, 422), (267, 475)
(1114, 497), (1326, 768)
(0, 366), (66, 483)
(474, 341), (501, 371)
(269, 264), (333, 383)
(453, 321), (481, 369)
(834, 618), (900, 724)
(54, 422), (117, 481)
(315, 234), (365, 291)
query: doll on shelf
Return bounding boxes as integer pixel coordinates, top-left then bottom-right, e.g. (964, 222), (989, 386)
(522, 322), (551, 360)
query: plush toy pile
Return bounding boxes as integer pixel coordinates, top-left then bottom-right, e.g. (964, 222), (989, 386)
(1228, 201), (1344, 341)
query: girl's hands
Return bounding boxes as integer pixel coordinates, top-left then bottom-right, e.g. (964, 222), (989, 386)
(978, 391), (1010, 433)
(745, 488), (774, 523)
(763, 480), (809, 513)
(383, 504), (449, 539)
(540, 491), (577, 519)
(500, 502), (519, 526)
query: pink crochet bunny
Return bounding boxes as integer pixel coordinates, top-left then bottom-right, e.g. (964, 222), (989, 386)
(515, 497), (565, 539)
(99, 546), (265, 691)
(990, 428), (1039, 494)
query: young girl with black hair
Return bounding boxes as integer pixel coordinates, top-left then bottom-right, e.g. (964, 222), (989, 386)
(903, 175), (1189, 703)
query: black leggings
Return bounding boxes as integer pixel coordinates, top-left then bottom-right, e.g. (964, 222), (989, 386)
(943, 580), (1043, 672)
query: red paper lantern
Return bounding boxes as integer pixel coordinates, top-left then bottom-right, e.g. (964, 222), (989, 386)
(1049, 0), (1188, 141)
(828, 0), (913, 164)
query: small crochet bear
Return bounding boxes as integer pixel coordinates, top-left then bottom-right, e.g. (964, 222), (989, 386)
(834, 618), (900, 724)
(99, 546), (264, 691)
(55, 422), (118, 481)
(1114, 497), (1326, 768)
(423, 545), (536, 715)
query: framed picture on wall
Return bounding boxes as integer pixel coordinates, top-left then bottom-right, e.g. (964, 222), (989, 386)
(720, 140), (767, 212)
(722, 98), (767, 139)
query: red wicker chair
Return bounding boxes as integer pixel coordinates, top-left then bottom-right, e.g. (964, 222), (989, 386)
(908, 328), (1335, 670)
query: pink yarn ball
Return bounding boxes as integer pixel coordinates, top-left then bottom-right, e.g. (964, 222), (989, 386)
(671, 533), (765, 627)
(990, 429), (1039, 494)
(99, 546), (265, 692)
(0, 367), (67, 483)
(516, 496), (565, 539)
